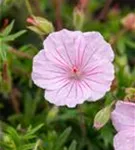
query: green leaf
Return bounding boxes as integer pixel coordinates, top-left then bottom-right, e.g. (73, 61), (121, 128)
(0, 40), (7, 61)
(5, 126), (20, 145)
(99, 125), (114, 148)
(54, 127), (72, 150)
(2, 30), (27, 42)
(126, 40), (135, 49)
(18, 143), (35, 150)
(22, 124), (44, 140)
(33, 139), (42, 150)
(117, 38), (126, 54)
(2, 20), (15, 36)
(69, 140), (77, 150)
(0, 141), (12, 149)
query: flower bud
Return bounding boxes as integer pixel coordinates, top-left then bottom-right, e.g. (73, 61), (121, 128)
(78, 0), (88, 10)
(94, 102), (115, 130)
(115, 55), (127, 67)
(124, 88), (135, 102)
(73, 7), (85, 30)
(108, 4), (120, 19)
(27, 16), (54, 35)
(122, 13), (135, 31)
(46, 106), (59, 123)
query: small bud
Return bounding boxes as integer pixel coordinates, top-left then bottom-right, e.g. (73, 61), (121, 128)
(46, 106), (59, 123)
(108, 4), (120, 18)
(124, 88), (135, 102)
(94, 102), (115, 130)
(115, 55), (128, 67)
(125, 87), (135, 94)
(78, 0), (88, 10)
(27, 16), (54, 35)
(73, 7), (85, 30)
(122, 13), (135, 31)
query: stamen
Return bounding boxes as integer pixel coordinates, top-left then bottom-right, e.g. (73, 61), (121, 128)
(69, 66), (82, 80)
(73, 67), (78, 73)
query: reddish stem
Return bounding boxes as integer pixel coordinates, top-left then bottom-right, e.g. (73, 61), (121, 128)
(98, 0), (113, 21)
(52, 0), (63, 30)
(2, 61), (8, 81)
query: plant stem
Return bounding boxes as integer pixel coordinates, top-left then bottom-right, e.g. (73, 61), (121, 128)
(109, 28), (127, 47)
(25, 0), (33, 15)
(8, 47), (33, 59)
(78, 105), (87, 149)
(78, 105), (86, 137)
(10, 88), (20, 114)
(98, 0), (113, 21)
(52, 0), (63, 30)
(31, 0), (43, 15)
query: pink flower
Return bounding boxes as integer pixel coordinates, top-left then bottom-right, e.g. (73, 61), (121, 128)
(32, 29), (114, 107)
(111, 101), (135, 150)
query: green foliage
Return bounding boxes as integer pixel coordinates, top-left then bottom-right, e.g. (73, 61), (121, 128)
(54, 127), (72, 150)
(0, 123), (44, 150)
(68, 140), (77, 150)
(0, 0), (135, 150)
(0, 20), (26, 61)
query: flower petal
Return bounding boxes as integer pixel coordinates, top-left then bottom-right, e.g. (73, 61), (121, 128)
(111, 101), (135, 132)
(114, 129), (135, 150)
(82, 32), (114, 68)
(44, 80), (91, 107)
(43, 29), (83, 68)
(32, 50), (69, 90)
(83, 60), (114, 101)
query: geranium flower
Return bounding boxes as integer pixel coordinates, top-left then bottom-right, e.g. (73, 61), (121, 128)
(111, 101), (135, 150)
(32, 29), (114, 107)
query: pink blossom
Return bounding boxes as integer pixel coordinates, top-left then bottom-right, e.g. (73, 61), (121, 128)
(111, 101), (135, 150)
(32, 29), (114, 107)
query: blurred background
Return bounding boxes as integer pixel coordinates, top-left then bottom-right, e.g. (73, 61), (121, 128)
(0, 0), (135, 150)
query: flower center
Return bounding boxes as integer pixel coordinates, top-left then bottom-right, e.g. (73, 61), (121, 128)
(73, 67), (78, 73)
(70, 66), (82, 80)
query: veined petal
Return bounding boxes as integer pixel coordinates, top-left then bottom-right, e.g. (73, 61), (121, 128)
(82, 32), (114, 68)
(111, 101), (135, 132)
(45, 80), (91, 107)
(32, 50), (69, 90)
(43, 29), (83, 68)
(114, 129), (135, 150)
